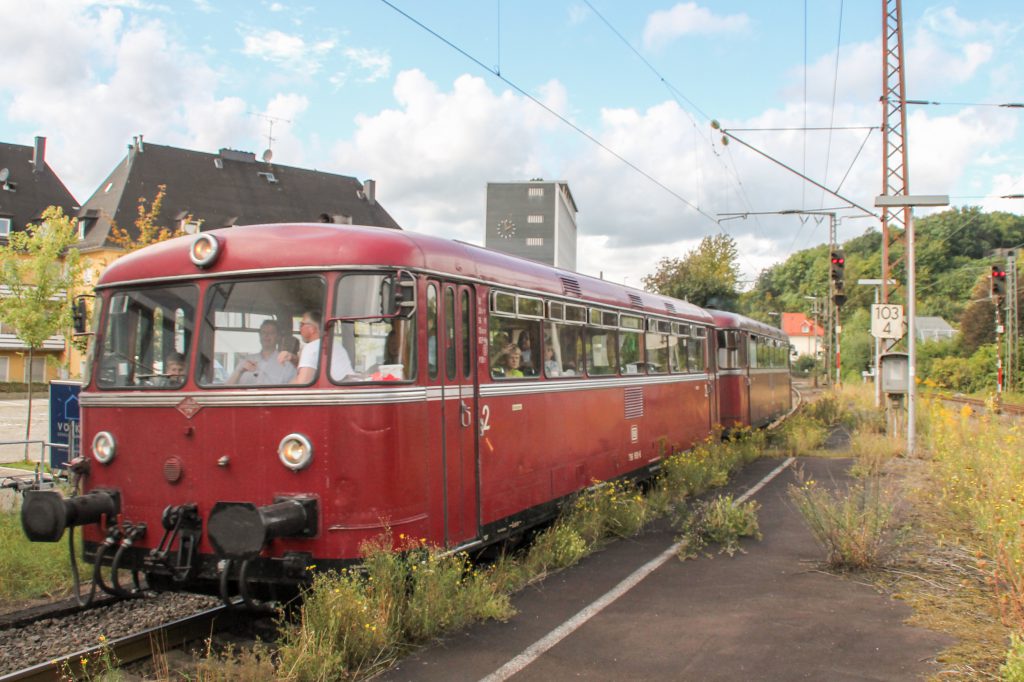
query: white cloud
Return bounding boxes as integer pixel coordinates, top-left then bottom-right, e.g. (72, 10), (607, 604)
(241, 28), (335, 73)
(343, 47), (391, 83)
(0, 0), (253, 200)
(643, 3), (749, 50)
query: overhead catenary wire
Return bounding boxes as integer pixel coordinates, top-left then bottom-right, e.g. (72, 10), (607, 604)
(580, 0), (769, 248)
(378, 0), (732, 235)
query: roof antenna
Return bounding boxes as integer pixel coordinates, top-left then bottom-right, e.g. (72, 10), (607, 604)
(250, 112), (291, 163)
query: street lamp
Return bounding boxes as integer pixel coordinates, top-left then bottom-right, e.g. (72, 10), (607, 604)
(874, 194), (949, 455)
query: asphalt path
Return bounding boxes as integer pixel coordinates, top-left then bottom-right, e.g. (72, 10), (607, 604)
(382, 456), (952, 681)
(0, 397), (51, 512)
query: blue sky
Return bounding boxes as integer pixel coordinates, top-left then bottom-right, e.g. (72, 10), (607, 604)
(1, 0), (1022, 287)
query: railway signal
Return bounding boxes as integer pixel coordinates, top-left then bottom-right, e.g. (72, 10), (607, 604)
(830, 250), (845, 284)
(832, 282), (847, 307)
(992, 264), (1007, 300)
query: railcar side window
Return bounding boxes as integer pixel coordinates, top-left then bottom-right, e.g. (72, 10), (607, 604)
(717, 330), (742, 369)
(618, 315), (644, 374)
(445, 288), (456, 381)
(489, 290), (541, 379)
(427, 285), (438, 379)
(198, 277), (324, 386)
(586, 326), (617, 376)
(330, 273), (417, 383)
(689, 328), (707, 371)
(645, 332), (669, 374)
(543, 321), (584, 377)
(97, 286), (197, 389)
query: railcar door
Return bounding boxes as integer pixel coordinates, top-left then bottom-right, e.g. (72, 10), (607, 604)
(432, 281), (480, 547)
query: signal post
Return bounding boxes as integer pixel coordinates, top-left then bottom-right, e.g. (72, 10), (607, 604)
(992, 263), (1007, 407)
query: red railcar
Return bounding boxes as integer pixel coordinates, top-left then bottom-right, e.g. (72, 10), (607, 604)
(707, 309), (792, 430)
(23, 223), (750, 599)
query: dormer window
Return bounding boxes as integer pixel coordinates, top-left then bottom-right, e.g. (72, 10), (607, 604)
(801, 324), (810, 334)
(77, 217), (94, 240)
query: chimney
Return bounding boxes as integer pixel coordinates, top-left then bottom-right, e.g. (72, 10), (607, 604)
(362, 179), (376, 206)
(32, 136), (46, 174)
(138, 134), (144, 152)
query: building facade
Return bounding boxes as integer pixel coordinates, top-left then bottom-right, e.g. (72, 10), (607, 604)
(485, 180), (578, 270)
(781, 312), (824, 359)
(0, 137), (79, 383)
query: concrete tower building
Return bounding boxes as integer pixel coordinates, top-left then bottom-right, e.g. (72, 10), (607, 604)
(485, 180), (578, 271)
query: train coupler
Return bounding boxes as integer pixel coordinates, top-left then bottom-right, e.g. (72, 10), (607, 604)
(145, 503), (202, 582)
(21, 488), (120, 542)
(207, 496), (318, 559)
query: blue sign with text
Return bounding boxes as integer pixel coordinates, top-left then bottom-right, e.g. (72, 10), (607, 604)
(49, 381), (81, 469)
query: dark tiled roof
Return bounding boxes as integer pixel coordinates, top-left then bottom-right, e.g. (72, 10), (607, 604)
(0, 140), (79, 233)
(77, 141), (401, 250)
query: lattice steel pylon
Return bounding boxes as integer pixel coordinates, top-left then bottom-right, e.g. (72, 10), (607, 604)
(1007, 254), (1018, 391)
(881, 0), (910, 306)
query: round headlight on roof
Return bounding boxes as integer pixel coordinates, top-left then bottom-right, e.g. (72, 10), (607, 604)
(278, 433), (313, 472)
(189, 233), (220, 268)
(92, 431), (116, 465)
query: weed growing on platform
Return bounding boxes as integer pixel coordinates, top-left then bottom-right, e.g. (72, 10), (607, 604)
(0, 511), (77, 603)
(276, 535), (512, 681)
(848, 428), (903, 478)
(787, 469), (903, 570)
(773, 414), (828, 456)
(674, 494), (762, 559)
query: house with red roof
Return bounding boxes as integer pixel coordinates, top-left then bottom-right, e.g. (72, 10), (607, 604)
(781, 312), (824, 359)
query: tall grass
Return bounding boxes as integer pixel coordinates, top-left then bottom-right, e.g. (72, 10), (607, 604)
(923, 401), (1024, 630)
(0, 510), (77, 603)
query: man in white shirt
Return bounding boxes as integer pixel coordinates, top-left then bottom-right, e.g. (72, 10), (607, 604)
(290, 310), (357, 384)
(227, 320), (297, 385)
(292, 311), (322, 384)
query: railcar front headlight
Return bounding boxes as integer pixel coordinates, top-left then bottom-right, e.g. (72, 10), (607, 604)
(189, 233), (220, 268)
(92, 431), (117, 465)
(278, 433), (313, 472)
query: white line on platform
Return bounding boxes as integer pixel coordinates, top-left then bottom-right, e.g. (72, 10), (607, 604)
(478, 457), (796, 682)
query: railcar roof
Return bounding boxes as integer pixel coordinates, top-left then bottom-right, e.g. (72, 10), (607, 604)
(706, 309), (786, 339)
(98, 223), (714, 324)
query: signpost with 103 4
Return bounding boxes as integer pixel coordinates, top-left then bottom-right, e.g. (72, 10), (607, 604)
(871, 303), (904, 339)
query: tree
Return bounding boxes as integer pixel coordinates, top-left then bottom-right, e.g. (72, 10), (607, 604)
(959, 275), (996, 356)
(642, 234), (741, 309)
(0, 207), (83, 459)
(108, 184), (194, 252)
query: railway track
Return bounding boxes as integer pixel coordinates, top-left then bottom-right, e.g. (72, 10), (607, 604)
(928, 391), (1024, 416)
(0, 604), (245, 682)
(0, 592), (234, 681)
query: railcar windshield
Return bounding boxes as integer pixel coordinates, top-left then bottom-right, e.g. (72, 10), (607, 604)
(95, 286), (197, 389)
(198, 276), (325, 386)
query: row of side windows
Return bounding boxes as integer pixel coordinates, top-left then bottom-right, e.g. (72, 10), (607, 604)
(717, 329), (790, 370)
(488, 290), (708, 380)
